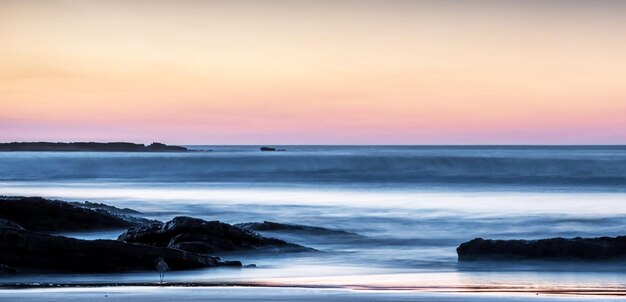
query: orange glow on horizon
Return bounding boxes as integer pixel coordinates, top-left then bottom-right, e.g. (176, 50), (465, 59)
(1, 0), (626, 144)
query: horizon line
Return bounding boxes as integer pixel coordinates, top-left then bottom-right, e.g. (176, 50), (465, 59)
(2, 141), (625, 147)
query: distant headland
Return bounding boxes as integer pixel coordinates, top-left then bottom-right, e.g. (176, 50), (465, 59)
(0, 142), (188, 152)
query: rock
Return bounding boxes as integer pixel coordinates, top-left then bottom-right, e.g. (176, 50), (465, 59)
(236, 221), (359, 237)
(259, 147), (286, 152)
(0, 196), (143, 232)
(0, 264), (18, 275)
(69, 201), (141, 215)
(118, 216), (314, 254)
(0, 219), (24, 230)
(68, 200), (159, 226)
(0, 142), (188, 152)
(0, 227), (240, 273)
(457, 237), (626, 261)
(145, 142), (188, 152)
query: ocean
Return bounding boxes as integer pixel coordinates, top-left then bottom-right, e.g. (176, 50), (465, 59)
(1, 146), (625, 291)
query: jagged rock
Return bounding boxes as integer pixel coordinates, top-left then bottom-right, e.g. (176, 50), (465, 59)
(69, 200), (159, 226)
(118, 216), (314, 254)
(0, 264), (18, 275)
(0, 219), (24, 230)
(236, 221), (359, 237)
(457, 237), (626, 261)
(0, 227), (240, 274)
(69, 201), (141, 215)
(0, 196), (141, 232)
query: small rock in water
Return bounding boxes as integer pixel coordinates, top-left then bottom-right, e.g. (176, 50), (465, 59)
(457, 236), (626, 261)
(260, 147), (286, 151)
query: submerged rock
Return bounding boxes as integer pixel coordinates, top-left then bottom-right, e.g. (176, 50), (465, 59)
(235, 221), (360, 237)
(0, 196), (141, 232)
(457, 237), (626, 261)
(118, 216), (314, 254)
(0, 227), (240, 274)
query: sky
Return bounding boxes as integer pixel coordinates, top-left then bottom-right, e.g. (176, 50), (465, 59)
(1, 0), (625, 144)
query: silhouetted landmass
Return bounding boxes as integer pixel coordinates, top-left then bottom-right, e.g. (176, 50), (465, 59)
(0, 196), (150, 232)
(457, 237), (626, 261)
(0, 227), (240, 273)
(0, 142), (188, 152)
(118, 216), (314, 254)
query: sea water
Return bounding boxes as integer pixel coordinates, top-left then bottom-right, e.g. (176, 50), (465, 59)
(1, 146), (625, 290)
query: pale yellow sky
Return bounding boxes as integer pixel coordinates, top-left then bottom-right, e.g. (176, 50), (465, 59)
(1, 0), (626, 143)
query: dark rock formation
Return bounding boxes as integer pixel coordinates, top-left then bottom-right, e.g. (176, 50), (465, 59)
(0, 264), (18, 275)
(457, 237), (626, 261)
(0, 227), (240, 273)
(145, 142), (187, 152)
(0, 142), (188, 152)
(69, 201), (141, 215)
(0, 219), (24, 230)
(236, 221), (359, 237)
(0, 196), (143, 232)
(68, 200), (158, 226)
(259, 147), (286, 152)
(118, 216), (314, 254)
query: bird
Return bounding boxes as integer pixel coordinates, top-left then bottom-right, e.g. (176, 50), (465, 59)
(156, 257), (169, 284)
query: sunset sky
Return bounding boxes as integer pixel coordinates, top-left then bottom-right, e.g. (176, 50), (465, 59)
(1, 0), (625, 144)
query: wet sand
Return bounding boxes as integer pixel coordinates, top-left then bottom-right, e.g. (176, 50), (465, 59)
(1, 283), (625, 301)
(1, 286), (625, 302)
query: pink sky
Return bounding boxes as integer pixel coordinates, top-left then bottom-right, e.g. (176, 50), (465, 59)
(1, 1), (626, 144)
